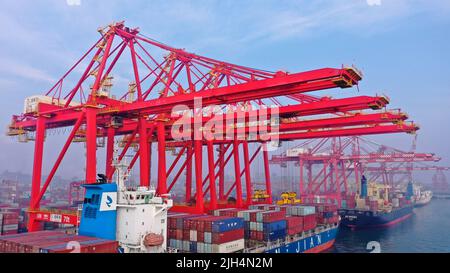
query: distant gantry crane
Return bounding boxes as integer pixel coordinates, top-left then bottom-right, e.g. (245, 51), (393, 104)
(270, 136), (448, 205)
(6, 22), (419, 231)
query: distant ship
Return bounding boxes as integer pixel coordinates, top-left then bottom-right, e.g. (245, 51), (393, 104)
(432, 192), (450, 199)
(339, 176), (414, 229)
(413, 188), (433, 207)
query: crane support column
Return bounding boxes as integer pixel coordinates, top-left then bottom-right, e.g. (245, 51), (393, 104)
(139, 117), (150, 187)
(207, 141), (218, 210)
(28, 116), (46, 231)
(186, 144), (193, 203)
(105, 125), (115, 180)
(299, 157), (304, 197)
(219, 144), (225, 201)
(242, 141), (253, 205)
(233, 140), (244, 207)
(157, 120), (167, 194)
(194, 139), (204, 212)
(263, 143), (273, 204)
(85, 107), (97, 184)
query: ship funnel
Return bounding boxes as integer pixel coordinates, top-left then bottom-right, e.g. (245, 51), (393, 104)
(406, 181), (414, 200)
(360, 175), (368, 198)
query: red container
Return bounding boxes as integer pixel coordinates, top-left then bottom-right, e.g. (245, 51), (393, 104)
(256, 231), (264, 241)
(1, 212), (19, 220)
(302, 214), (317, 231)
(286, 216), (303, 229)
(182, 230), (190, 241)
(261, 210), (286, 223)
(1, 230), (18, 236)
(196, 216), (228, 232)
(287, 225), (303, 235)
(22, 235), (94, 253)
(212, 229), (244, 244)
(175, 230), (183, 240)
(266, 205), (279, 211)
(197, 231), (204, 243)
(218, 209), (243, 218)
(0, 231), (72, 253)
(250, 211), (259, 222)
(2, 218), (19, 225)
(44, 239), (118, 253)
(167, 229), (177, 239)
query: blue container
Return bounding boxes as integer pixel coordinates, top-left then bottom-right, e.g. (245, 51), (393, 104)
(263, 228), (287, 241)
(324, 212), (334, 218)
(244, 229), (250, 238)
(263, 220), (287, 233)
(189, 241), (197, 253)
(211, 217), (244, 233)
(244, 221), (250, 231)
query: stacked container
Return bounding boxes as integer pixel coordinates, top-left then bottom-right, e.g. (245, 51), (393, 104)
(167, 214), (245, 253)
(287, 205), (316, 216)
(307, 203), (339, 225)
(0, 231), (118, 253)
(246, 210), (287, 242)
(286, 216), (303, 235)
(287, 205), (318, 231)
(0, 211), (19, 235)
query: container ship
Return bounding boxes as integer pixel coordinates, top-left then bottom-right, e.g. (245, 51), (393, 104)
(412, 185), (432, 207)
(167, 203), (339, 254)
(338, 176), (414, 229)
(0, 164), (340, 253)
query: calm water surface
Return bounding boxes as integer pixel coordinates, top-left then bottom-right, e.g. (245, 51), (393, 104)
(331, 199), (450, 253)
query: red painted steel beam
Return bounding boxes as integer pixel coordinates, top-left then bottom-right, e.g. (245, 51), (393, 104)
(85, 107), (98, 184)
(32, 113), (85, 208)
(11, 95), (388, 134)
(28, 116), (46, 232)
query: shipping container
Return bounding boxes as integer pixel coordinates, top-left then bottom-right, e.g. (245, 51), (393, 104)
(211, 217), (244, 233)
(263, 220), (287, 233)
(263, 228), (286, 241)
(211, 239), (245, 253)
(211, 229), (244, 244)
(288, 205), (316, 216)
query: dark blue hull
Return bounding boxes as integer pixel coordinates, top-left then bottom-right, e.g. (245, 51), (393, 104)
(338, 206), (413, 229)
(265, 226), (338, 253)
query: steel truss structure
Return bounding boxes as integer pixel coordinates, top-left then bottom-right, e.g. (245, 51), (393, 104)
(7, 22), (418, 230)
(270, 136), (448, 204)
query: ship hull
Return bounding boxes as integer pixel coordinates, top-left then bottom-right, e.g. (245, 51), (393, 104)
(338, 206), (413, 229)
(414, 198), (432, 207)
(264, 226), (338, 253)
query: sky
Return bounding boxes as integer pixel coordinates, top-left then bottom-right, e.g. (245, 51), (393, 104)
(0, 0), (449, 182)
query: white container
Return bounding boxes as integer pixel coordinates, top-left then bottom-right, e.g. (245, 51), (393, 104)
(256, 222), (263, 232)
(183, 240), (190, 252)
(289, 205), (315, 216)
(190, 230), (197, 241)
(23, 95), (80, 114)
(237, 209), (260, 221)
(204, 232), (212, 244)
(212, 239), (245, 253)
(286, 148), (308, 157)
(197, 242), (204, 253)
(204, 243), (212, 253)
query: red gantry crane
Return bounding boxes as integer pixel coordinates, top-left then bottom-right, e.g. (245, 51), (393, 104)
(269, 136), (447, 205)
(7, 22), (418, 231)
